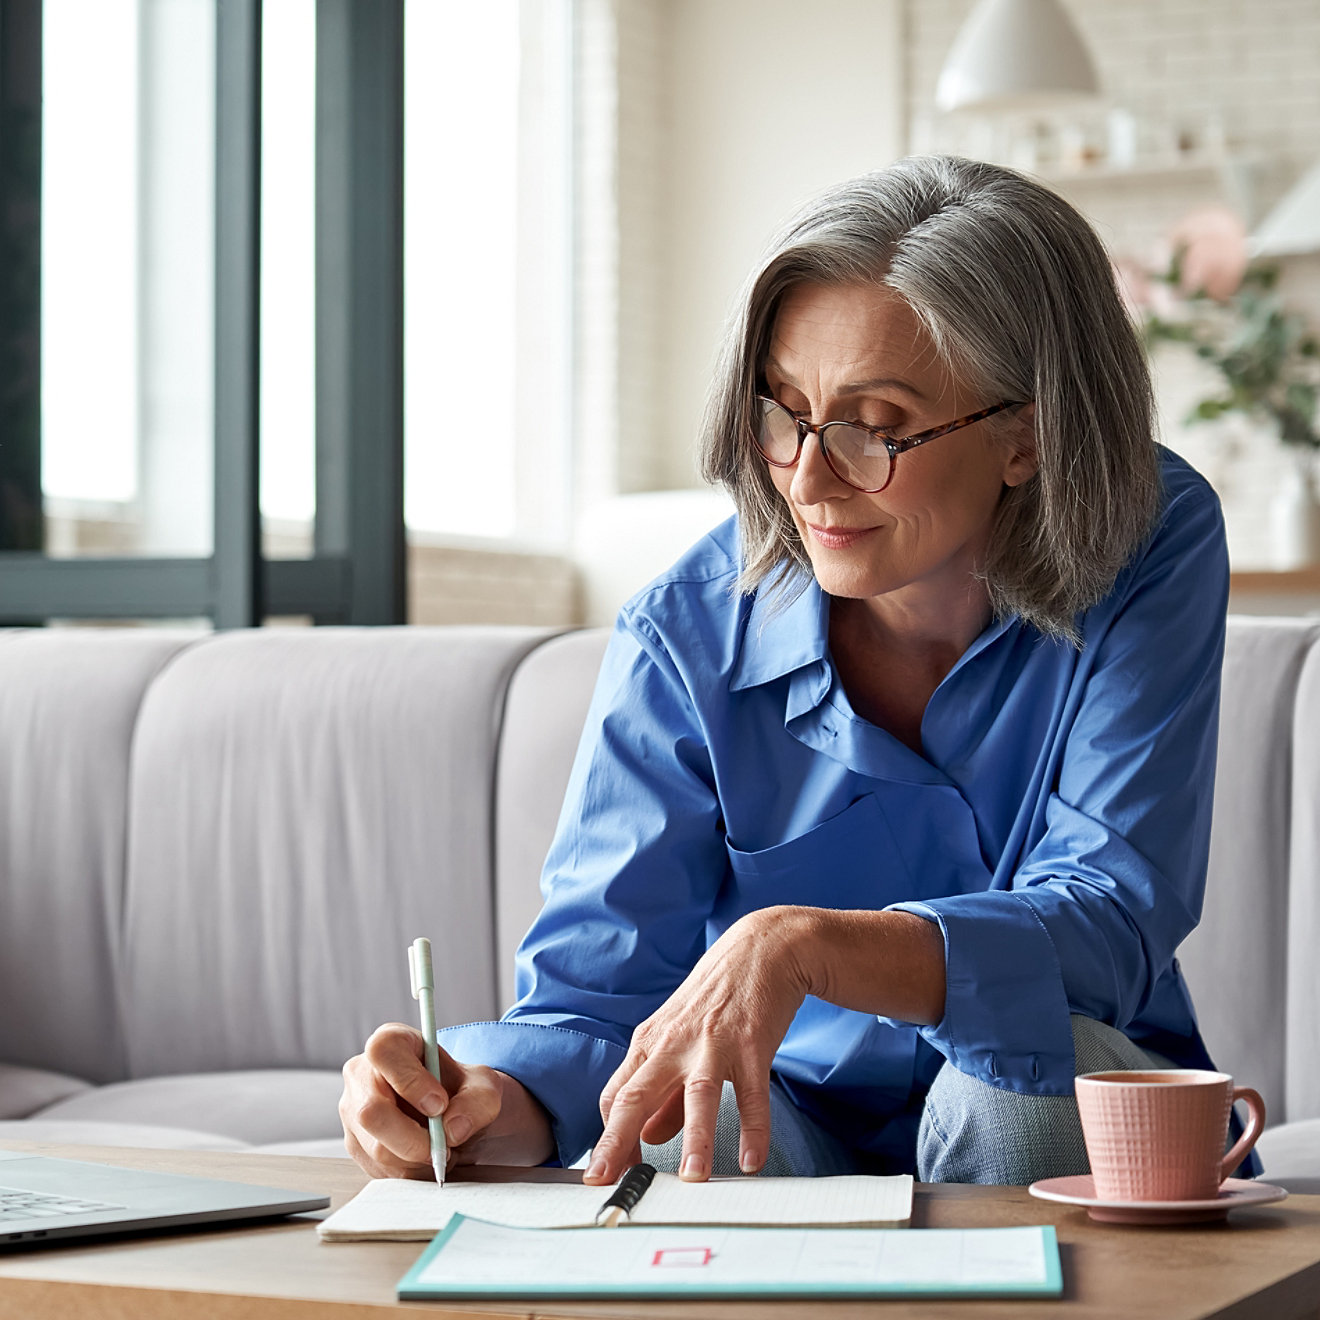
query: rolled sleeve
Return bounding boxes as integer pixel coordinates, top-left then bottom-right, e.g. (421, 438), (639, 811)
(882, 894), (1077, 1092)
(438, 1019), (627, 1167)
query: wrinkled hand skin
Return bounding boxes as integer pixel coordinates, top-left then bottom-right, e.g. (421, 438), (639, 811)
(586, 906), (816, 1186)
(339, 1023), (554, 1179)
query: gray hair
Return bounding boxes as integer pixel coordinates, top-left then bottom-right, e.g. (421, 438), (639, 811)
(698, 155), (1161, 643)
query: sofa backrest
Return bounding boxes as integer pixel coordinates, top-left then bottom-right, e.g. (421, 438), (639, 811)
(119, 626), (558, 1077)
(0, 631), (195, 1084)
(0, 626), (559, 1085)
(1285, 639), (1320, 1122)
(1180, 616), (1320, 1126)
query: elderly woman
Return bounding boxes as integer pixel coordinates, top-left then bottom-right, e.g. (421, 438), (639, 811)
(340, 155), (1230, 1187)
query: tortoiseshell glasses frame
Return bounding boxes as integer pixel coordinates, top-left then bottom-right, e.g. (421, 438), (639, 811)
(753, 395), (1025, 493)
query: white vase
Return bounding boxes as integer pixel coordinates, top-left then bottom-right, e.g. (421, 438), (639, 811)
(1268, 451), (1320, 570)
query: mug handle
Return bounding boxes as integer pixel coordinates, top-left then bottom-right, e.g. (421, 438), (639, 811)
(1221, 1086), (1267, 1183)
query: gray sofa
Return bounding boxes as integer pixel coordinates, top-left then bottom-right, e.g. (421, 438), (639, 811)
(1, 618), (1317, 1188)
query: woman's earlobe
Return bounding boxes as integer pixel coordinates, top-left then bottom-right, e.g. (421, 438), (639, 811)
(1003, 402), (1039, 487)
(1004, 457), (1040, 488)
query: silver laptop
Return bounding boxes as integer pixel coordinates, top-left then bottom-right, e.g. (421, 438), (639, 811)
(0, 1149), (330, 1247)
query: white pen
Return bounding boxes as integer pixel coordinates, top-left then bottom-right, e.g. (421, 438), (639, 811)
(408, 937), (448, 1186)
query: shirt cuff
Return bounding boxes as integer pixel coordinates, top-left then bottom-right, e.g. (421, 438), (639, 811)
(880, 893), (1077, 1094)
(438, 1019), (627, 1167)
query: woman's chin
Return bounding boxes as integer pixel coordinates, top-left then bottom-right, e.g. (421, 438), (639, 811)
(808, 559), (898, 600)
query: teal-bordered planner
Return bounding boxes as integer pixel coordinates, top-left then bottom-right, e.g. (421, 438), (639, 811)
(397, 1215), (1063, 1301)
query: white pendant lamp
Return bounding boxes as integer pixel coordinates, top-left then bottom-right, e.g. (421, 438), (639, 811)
(1251, 159), (1320, 258)
(936, 0), (1101, 114)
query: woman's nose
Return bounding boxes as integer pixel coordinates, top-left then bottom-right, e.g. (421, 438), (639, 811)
(789, 427), (849, 504)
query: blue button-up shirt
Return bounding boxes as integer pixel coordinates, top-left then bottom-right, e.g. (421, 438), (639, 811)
(442, 449), (1229, 1172)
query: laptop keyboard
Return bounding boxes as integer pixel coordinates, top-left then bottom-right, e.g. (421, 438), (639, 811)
(0, 1186), (124, 1219)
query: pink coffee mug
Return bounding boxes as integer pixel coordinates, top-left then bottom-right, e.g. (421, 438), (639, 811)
(1074, 1069), (1266, 1202)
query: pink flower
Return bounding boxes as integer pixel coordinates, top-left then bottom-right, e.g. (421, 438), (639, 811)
(1170, 205), (1248, 302)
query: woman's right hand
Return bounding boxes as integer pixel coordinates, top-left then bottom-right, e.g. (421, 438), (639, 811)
(339, 1023), (555, 1178)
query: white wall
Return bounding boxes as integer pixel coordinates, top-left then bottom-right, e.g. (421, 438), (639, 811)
(644, 0), (907, 490)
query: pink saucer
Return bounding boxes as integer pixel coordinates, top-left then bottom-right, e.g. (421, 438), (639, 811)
(1028, 1175), (1287, 1225)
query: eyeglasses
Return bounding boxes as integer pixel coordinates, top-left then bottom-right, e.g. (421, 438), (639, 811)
(753, 395), (1024, 494)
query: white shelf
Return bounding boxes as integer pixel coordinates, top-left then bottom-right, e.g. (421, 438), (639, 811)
(1041, 157), (1226, 184)
(1037, 152), (1264, 187)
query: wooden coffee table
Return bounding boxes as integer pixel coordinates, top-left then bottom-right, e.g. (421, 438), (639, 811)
(0, 1142), (1317, 1319)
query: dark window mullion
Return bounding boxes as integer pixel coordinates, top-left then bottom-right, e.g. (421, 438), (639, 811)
(213, 0), (263, 628)
(315, 0), (405, 625)
(0, 0), (44, 558)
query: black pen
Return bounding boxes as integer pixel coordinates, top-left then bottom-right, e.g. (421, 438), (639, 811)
(594, 1162), (657, 1227)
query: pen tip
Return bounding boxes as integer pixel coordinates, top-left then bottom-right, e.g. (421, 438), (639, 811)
(433, 1158), (446, 1188)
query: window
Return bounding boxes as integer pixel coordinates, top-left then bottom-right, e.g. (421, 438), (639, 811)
(261, 0), (316, 554)
(6, 0), (577, 626)
(404, 0), (572, 544)
(42, 0), (215, 557)
(41, 0), (321, 561)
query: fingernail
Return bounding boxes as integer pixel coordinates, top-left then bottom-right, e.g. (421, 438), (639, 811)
(446, 1116), (471, 1146)
(681, 1155), (704, 1180)
(740, 1151), (759, 1174)
(419, 1092), (446, 1118)
(586, 1158), (607, 1181)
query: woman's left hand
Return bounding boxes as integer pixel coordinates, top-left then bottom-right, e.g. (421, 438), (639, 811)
(584, 906), (816, 1186)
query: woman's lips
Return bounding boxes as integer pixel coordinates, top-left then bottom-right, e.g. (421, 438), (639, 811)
(806, 523), (877, 550)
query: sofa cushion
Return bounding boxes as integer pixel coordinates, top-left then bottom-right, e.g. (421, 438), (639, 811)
(0, 1064), (92, 1120)
(1179, 617), (1320, 1125)
(250, 1138), (353, 1158)
(1255, 1118), (1320, 1186)
(0, 630), (197, 1085)
(0, 1120), (248, 1151)
(30, 1070), (345, 1146)
(120, 627), (561, 1078)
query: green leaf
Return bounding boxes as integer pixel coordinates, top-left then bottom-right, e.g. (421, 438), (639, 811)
(1189, 398), (1231, 422)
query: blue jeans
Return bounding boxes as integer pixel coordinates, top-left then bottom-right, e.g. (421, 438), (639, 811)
(641, 1016), (1169, 1184)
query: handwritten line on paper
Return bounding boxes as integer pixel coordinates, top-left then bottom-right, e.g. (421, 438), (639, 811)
(652, 1247), (714, 1268)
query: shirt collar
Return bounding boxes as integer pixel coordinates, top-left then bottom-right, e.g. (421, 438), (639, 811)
(953, 610), (1022, 674)
(730, 568), (1025, 695)
(729, 572), (829, 692)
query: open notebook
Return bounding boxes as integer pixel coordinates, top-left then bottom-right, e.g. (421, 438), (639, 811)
(318, 1169), (913, 1241)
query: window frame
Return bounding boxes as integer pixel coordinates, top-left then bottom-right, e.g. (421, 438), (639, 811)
(0, 0), (406, 627)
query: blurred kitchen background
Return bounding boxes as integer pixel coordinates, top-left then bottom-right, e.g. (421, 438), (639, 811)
(4, 0), (1319, 629)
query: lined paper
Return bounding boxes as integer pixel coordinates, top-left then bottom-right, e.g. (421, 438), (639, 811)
(318, 1172), (912, 1241)
(633, 1173), (912, 1227)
